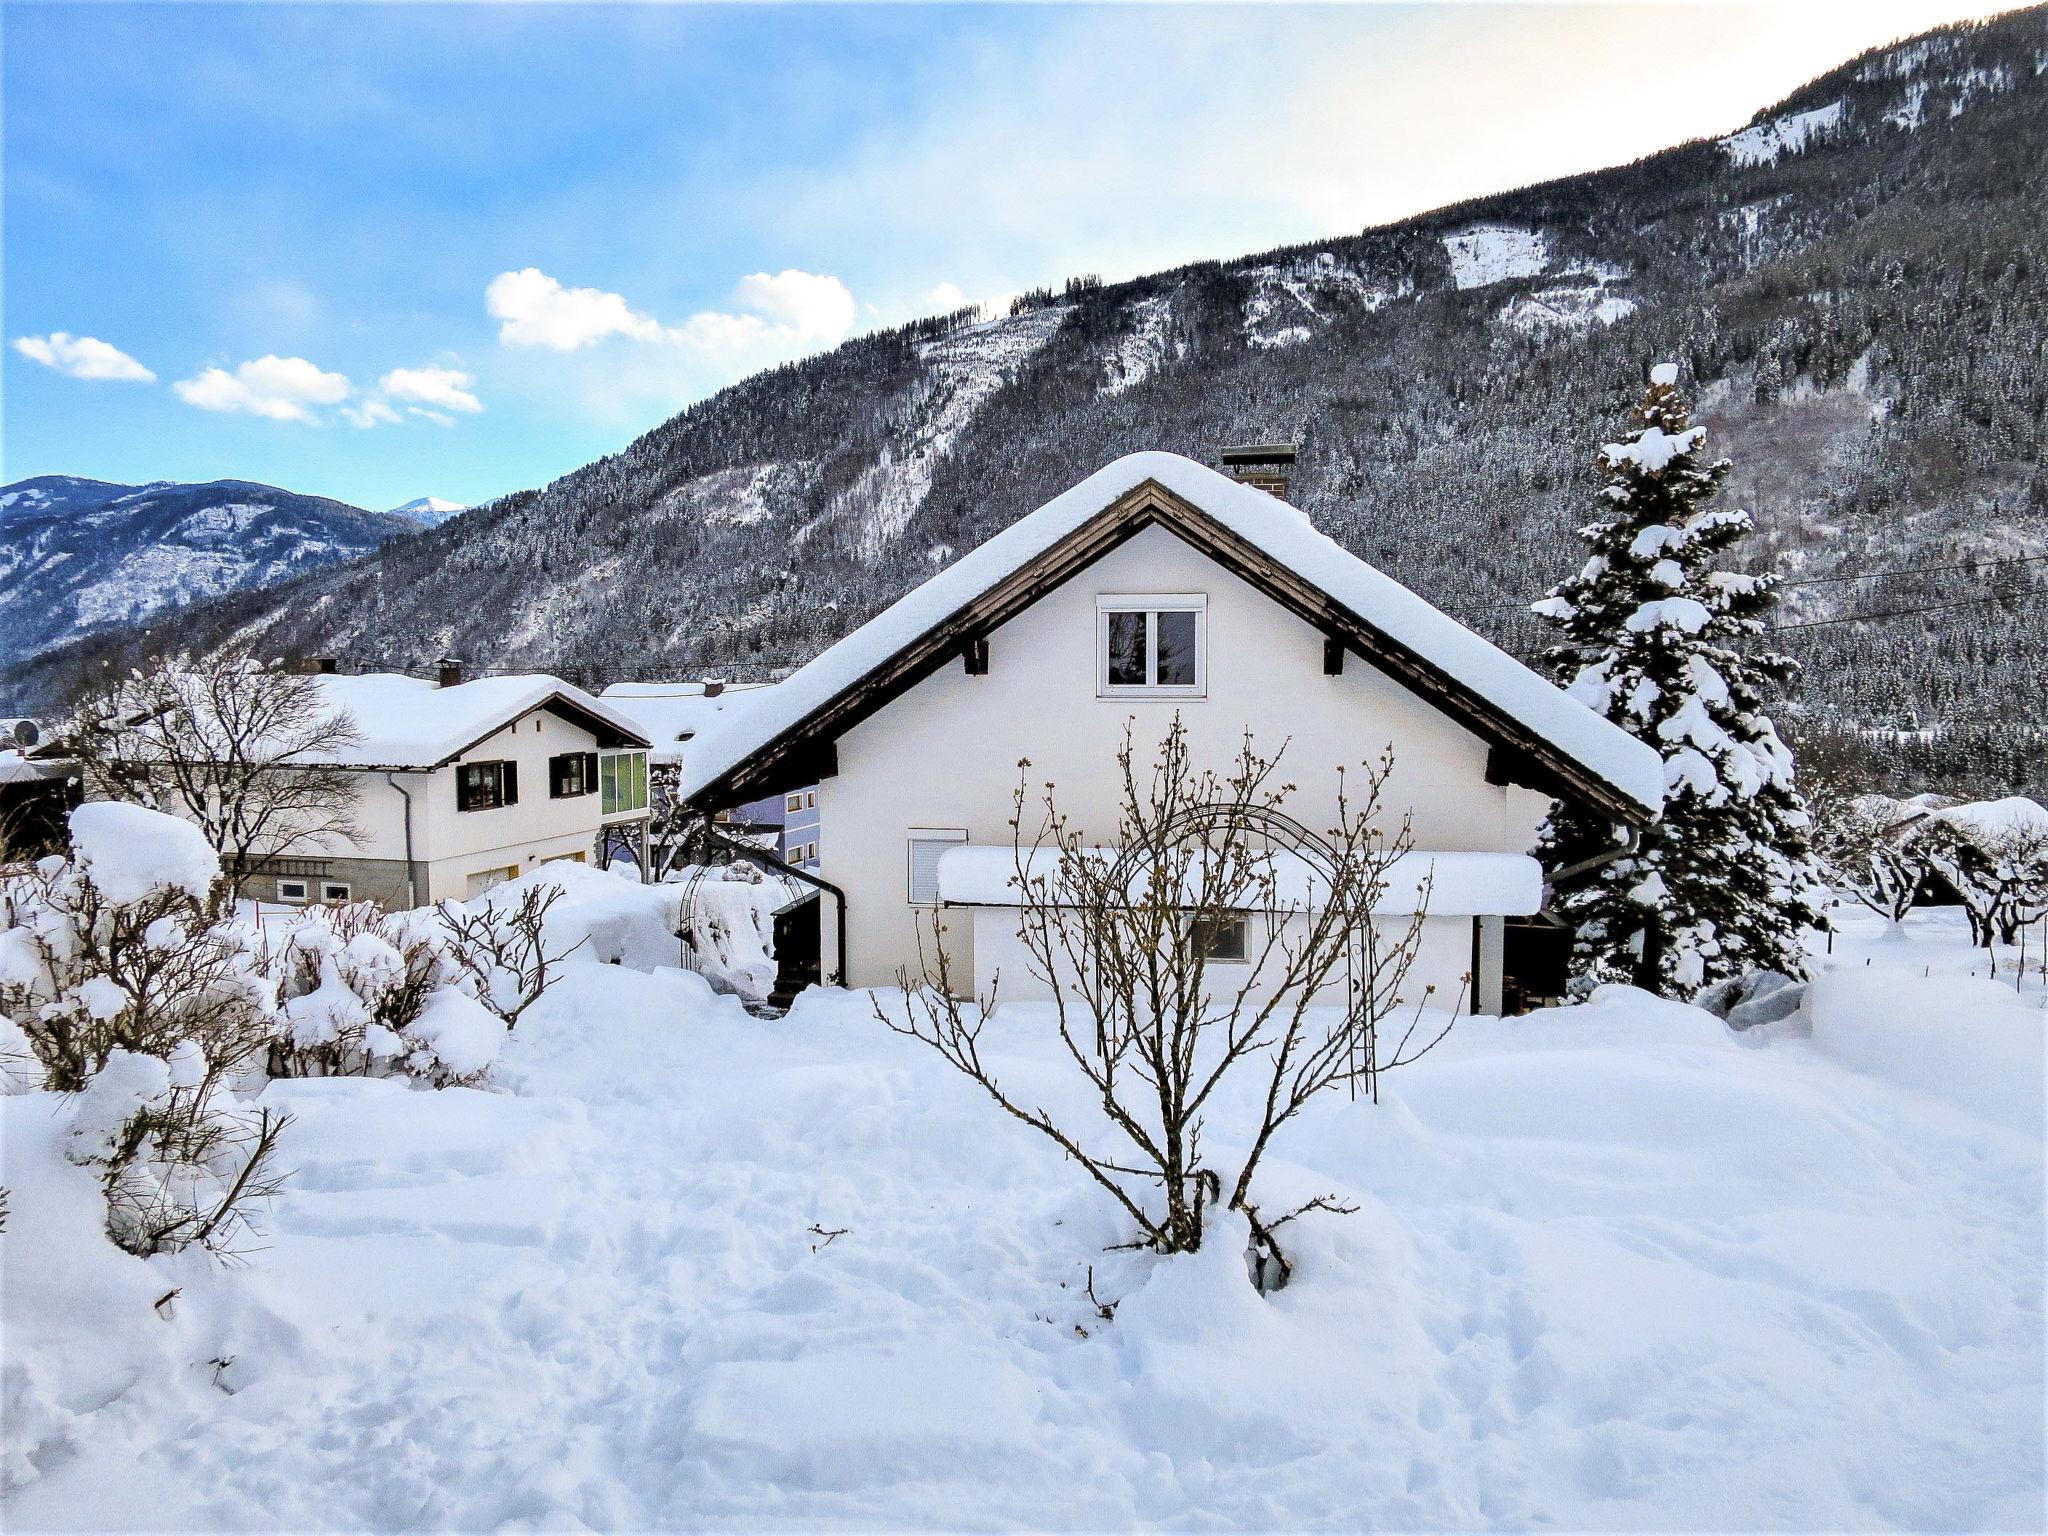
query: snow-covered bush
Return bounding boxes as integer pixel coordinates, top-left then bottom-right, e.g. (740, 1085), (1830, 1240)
(257, 901), (505, 1086)
(0, 804), (286, 1255)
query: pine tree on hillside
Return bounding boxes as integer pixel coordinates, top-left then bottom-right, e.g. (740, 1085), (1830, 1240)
(1534, 363), (1829, 996)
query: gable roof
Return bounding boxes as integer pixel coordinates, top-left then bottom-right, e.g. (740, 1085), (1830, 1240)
(301, 673), (649, 769)
(599, 681), (778, 766)
(680, 452), (1663, 822)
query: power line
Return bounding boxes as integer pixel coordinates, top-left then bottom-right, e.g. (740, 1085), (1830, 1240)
(1768, 591), (2040, 633)
(1474, 547), (2048, 626)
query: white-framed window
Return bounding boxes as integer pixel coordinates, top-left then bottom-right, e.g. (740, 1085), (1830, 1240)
(785, 792), (804, 814)
(906, 828), (967, 905)
(806, 842), (819, 862)
(321, 881), (352, 904)
(276, 878), (309, 904)
(1097, 594), (1207, 697)
(1187, 913), (1251, 963)
(599, 750), (648, 816)
(804, 791), (816, 809)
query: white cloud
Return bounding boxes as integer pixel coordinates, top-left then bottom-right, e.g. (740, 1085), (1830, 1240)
(407, 406), (457, 428)
(341, 398), (402, 429)
(487, 267), (663, 350)
(13, 331), (156, 383)
(486, 266), (857, 358)
(174, 355), (352, 422)
(380, 364), (483, 414)
(729, 269), (856, 344)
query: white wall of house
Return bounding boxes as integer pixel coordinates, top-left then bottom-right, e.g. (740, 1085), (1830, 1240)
(814, 523), (1551, 998)
(204, 707), (648, 906)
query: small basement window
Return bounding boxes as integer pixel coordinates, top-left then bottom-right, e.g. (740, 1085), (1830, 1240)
(321, 881), (352, 903)
(1186, 913), (1250, 963)
(907, 828), (967, 905)
(1098, 595), (1206, 697)
(276, 878), (309, 904)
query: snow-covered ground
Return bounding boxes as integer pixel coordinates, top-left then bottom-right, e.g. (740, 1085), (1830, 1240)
(5, 903), (2042, 1530)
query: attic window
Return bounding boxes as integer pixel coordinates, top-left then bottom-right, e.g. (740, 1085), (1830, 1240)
(1098, 595), (1206, 698)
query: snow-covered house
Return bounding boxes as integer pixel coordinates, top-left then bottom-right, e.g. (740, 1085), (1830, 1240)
(248, 673), (653, 908)
(598, 680), (820, 870)
(680, 453), (1662, 1011)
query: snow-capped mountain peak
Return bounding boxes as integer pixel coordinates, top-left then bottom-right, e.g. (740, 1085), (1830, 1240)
(388, 496), (466, 526)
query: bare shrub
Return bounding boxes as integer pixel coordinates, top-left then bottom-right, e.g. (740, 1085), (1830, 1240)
(879, 718), (1454, 1288)
(436, 883), (585, 1027)
(1815, 796), (1928, 927)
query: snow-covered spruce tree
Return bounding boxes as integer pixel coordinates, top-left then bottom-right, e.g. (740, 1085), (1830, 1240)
(1534, 364), (1828, 995)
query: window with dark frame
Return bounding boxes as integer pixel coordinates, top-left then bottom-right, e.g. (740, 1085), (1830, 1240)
(457, 760), (518, 811)
(1187, 913), (1250, 963)
(550, 751), (598, 798)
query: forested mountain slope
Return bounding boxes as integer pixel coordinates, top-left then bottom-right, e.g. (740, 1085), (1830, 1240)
(14, 8), (2045, 792)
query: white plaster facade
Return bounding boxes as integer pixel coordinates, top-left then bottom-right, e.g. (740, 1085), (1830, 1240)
(814, 523), (1554, 1006)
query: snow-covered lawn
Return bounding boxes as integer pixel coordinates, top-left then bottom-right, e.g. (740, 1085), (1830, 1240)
(5, 908), (2042, 1530)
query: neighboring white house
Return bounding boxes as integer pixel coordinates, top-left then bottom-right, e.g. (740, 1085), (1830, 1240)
(680, 451), (1662, 1013)
(244, 672), (654, 908)
(601, 680), (823, 871)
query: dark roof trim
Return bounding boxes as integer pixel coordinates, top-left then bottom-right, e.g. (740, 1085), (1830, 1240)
(434, 693), (649, 766)
(686, 481), (1649, 825)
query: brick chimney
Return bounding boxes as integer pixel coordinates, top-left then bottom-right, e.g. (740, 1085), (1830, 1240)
(702, 678), (726, 698)
(1219, 442), (1298, 499)
(436, 657), (466, 689)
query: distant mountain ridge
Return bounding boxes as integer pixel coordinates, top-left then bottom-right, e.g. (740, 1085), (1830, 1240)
(0, 476), (417, 667)
(8, 7), (2045, 794)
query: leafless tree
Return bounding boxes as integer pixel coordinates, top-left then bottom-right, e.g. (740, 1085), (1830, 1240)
(1923, 815), (2048, 951)
(879, 717), (1457, 1288)
(68, 652), (363, 908)
(1815, 797), (1928, 928)
(437, 883), (585, 1026)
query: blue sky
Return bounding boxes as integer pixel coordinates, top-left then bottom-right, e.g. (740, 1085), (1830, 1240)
(4, 1), (1996, 512)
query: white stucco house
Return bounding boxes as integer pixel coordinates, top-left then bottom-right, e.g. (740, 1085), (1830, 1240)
(679, 452), (1662, 1014)
(247, 672), (654, 908)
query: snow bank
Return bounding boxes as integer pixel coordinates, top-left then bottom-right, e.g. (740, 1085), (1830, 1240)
(67, 802), (218, 905)
(1805, 969), (2044, 1138)
(5, 911), (2040, 1530)
(481, 859), (686, 971)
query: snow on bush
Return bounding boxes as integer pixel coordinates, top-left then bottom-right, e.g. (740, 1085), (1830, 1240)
(255, 901), (505, 1085)
(0, 805), (286, 1255)
(68, 800), (221, 907)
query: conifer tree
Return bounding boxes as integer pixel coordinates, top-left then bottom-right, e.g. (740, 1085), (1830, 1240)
(1534, 363), (1828, 995)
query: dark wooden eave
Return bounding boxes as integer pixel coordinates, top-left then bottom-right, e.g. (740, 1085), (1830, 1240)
(687, 480), (1651, 825)
(437, 693), (650, 766)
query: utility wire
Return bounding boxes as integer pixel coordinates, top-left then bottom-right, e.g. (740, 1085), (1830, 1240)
(1473, 548), (2048, 625)
(1768, 591), (2040, 633)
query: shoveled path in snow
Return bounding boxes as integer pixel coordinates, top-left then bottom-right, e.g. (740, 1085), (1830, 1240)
(8, 944), (2044, 1531)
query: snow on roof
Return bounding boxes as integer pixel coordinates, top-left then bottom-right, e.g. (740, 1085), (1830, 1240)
(936, 844), (1542, 917)
(301, 673), (649, 769)
(681, 452), (1662, 815)
(598, 681), (778, 766)
(1931, 796), (2048, 842)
